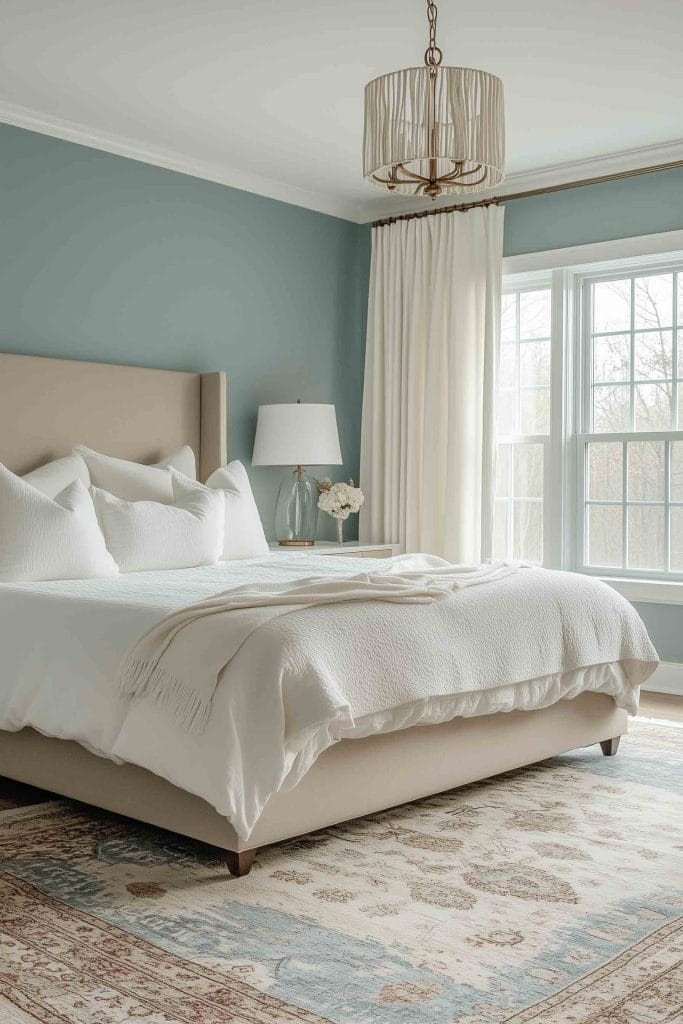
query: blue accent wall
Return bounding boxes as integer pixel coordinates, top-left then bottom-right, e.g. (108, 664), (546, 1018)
(0, 123), (368, 539)
(503, 166), (683, 256)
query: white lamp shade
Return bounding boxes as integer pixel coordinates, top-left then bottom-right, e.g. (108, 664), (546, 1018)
(252, 403), (342, 467)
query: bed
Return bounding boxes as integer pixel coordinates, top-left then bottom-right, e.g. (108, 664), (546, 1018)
(0, 352), (656, 876)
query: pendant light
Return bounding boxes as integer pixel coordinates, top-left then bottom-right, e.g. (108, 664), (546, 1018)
(363, 0), (505, 199)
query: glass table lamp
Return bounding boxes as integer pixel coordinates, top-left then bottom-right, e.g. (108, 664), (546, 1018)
(252, 401), (342, 545)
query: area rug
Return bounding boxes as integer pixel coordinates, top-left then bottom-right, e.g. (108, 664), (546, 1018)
(0, 717), (681, 1023)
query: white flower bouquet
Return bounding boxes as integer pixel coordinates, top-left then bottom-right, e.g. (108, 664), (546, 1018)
(317, 478), (364, 544)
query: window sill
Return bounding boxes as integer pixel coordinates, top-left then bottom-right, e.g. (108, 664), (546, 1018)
(600, 577), (683, 606)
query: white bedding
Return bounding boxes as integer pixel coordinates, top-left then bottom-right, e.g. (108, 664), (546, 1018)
(0, 553), (658, 840)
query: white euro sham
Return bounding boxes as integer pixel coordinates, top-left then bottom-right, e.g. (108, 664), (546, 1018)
(91, 473), (225, 572)
(205, 461), (269, 560)
(22, 452), (91, 498)
(0, 464), (118, 582)
(75, 444), (196, 502)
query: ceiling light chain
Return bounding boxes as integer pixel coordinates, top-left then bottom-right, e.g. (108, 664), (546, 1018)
(424, 0), (442, 68)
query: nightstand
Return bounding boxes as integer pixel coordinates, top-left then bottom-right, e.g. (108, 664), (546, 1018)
(269, 541), (399, 559)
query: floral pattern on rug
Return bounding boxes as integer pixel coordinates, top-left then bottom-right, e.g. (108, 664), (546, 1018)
(0, 718), (681, 1023)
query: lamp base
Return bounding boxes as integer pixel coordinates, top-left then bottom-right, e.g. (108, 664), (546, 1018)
(274, 466), (319, 545)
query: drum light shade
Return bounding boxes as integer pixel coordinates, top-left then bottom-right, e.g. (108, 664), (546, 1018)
(363, 65), (505, 197)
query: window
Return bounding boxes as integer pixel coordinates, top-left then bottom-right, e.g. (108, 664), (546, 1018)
(494, 283), (552, 564)
(579, 267), (683, 577)
(496, 238), (683, 585)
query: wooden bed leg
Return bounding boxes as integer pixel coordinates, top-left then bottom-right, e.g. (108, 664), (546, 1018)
(225, 849), (257, 877)
(600, 736), (621, 756)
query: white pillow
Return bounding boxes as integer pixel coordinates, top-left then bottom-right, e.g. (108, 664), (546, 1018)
(22, 452), (91, 498)
(75, 445), (196, 503)
(205, 461), (269, 560)
(91, 474), (225, 573)
(0, 464), (118, 582)
(161, 446), (197, 478)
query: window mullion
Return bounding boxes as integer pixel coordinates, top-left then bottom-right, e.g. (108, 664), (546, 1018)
(507, 444), (513, 559)
(573, 279), (589, 571)
(515, 294), (521, 435)
(547, 268), (566, 568)
(577, 438), (586, 566)
(622, 440), (628, 570)
(673, 270), (679, 430)
(629, 276), (635, 432)
(664, 439), (671, 572)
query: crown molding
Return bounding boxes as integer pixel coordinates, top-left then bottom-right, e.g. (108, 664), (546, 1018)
(357, 138), (683, 222)
(0, 100), (362, 223)
(2, 100), (682, 227)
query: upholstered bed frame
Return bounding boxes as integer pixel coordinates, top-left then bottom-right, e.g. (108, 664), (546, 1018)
(0, 351), (627, 876)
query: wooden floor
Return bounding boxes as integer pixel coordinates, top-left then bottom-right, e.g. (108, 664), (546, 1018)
(1, 693), (681, 812)
(639, 690), (683, 722)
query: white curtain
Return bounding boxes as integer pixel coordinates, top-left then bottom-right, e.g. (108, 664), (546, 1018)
(359, 205), (504, 562)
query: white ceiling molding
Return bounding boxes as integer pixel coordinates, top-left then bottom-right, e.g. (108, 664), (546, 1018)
(359, 138), (683, 223)
(0, 100), (362, 224)
(1, 99), (682, 227)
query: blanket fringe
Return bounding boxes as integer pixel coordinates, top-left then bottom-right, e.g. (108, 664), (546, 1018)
(119, 658), (211, 735)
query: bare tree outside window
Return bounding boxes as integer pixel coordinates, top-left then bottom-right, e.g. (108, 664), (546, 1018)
(494, 287), (550, 563)
(584, 270), (682, 574)
(498, 258), (683, 580)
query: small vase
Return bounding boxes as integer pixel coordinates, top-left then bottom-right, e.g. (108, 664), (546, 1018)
(336, 518), (344, 546)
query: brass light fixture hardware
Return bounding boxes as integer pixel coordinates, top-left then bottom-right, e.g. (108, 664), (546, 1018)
(363, 0), (505, 200)
(371, 158), (683, 228)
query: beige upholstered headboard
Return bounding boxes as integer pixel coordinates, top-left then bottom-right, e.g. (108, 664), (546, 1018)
(0, 352), (227, 481)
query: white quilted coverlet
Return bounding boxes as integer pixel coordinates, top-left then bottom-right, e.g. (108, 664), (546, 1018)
(0, 554), (657, 839)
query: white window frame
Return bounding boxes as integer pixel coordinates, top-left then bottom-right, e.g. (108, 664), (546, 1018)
(574, 258), (683, 583)
(500, 228), (683, 600)
(497, 270), (566, 568)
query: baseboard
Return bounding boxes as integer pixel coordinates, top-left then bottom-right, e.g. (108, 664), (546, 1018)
(641, 661), (683, 696)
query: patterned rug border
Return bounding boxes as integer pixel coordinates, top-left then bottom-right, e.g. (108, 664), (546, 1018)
(1, 870), (334, 1024)
(503, 916), (683, 1023)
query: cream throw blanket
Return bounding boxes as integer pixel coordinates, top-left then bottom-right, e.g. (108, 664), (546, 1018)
(118, 560), (519, 733)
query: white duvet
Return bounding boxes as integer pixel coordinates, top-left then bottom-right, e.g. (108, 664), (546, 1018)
(0, 553), (658, 839)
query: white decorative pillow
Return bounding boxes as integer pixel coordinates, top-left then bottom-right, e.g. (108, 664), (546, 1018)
(75, 445), (196, 503)
(160, 446), (197, 479)
(22, 452), (91, 498)
(205, 461), (270, 560)
(0, 464), (118, 582)
(91, 474), (225, 573)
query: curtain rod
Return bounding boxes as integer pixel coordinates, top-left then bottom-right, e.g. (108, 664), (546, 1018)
(371, 158), (683, 228)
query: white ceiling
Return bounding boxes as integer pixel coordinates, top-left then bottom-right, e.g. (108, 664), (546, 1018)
(1, 0), (682, 223)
